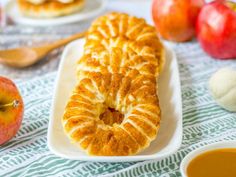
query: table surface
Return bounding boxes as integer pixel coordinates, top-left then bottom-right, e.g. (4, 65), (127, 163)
(1, 1), (236, 177)
(0, 0), (152, 80)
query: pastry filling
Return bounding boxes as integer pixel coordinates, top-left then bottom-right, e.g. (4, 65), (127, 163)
(99, 107), (124, 126)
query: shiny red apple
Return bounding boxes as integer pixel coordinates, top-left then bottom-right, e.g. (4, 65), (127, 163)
(152, 0), (205, 42)
(196, 1), (236, 59)
(0, 76), (24, 145)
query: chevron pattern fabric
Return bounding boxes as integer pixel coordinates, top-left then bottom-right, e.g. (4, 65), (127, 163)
(0, 41), (236, 177)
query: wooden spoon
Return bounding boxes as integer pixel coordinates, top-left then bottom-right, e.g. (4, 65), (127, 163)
(0, 31), (87, 68)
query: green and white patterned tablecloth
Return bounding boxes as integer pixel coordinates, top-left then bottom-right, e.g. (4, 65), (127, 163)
(1, 40), (236, 177)
(1, 0), (236, 176)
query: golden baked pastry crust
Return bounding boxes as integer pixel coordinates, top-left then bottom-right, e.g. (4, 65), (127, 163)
(17, 0), (85, 18)
(62, 12), (164, 156)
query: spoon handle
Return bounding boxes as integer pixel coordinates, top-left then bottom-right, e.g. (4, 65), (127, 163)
(32, 31), (87, 59)
(51, 31), (87, 49)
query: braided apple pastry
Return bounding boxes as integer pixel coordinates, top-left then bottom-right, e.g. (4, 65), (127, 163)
(62, 12), (164, 156)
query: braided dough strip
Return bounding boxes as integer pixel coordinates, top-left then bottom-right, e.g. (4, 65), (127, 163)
(62, 12), (164, 156)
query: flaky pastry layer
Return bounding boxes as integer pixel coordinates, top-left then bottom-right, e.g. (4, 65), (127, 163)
(62, 12), (164, 156)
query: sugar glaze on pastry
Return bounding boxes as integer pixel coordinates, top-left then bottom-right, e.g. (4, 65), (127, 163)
(62, 13), (165, 156)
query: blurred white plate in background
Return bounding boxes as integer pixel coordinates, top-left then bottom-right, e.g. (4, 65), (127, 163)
(6, 0), (107, 26)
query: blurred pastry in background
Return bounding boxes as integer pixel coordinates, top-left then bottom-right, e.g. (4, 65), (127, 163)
(17, 0), (85, 18)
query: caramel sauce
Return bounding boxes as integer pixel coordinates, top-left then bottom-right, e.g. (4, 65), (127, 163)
(187, 148), (236, 177)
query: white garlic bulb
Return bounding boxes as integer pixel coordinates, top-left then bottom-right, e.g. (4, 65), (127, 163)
(209, 67), (236, 112)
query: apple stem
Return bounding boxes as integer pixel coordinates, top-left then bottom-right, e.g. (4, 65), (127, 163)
(226, 1), (236, 11)
(0, 100), (19, 109)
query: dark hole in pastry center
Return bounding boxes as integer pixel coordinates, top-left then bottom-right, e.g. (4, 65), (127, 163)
(99, 107), (124, 126)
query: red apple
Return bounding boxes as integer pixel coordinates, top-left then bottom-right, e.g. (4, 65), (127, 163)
(0, 76), (24, 145)
(196, 1), (236, 59)
(152, 0), (205, 42)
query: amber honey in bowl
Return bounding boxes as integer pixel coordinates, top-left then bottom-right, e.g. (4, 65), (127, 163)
(187, 148), (236, 177)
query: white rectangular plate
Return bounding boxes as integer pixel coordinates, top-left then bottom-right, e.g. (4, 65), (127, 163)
(47, 39), (183, 162)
